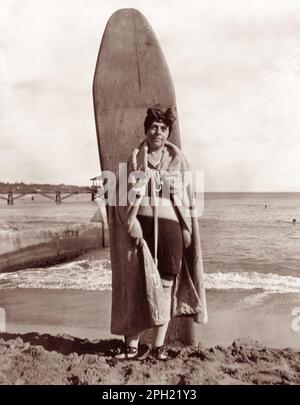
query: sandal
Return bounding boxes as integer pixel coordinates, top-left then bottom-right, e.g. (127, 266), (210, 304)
(115, 345), (138, 360)
(151, 346), (171, 361)
(115, 344), (150, 361)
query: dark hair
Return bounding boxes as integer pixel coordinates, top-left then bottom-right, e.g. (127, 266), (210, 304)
(144, 106), (176, 135)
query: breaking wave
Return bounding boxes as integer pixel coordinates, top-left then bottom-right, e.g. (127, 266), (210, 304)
(205, 271), (300, 293)
(1, 258), (300, 294)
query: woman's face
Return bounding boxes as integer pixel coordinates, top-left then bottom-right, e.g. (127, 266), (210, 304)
(146, 120), (169, 150)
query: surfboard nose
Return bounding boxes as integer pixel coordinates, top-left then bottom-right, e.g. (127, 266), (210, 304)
(108, 8), (147, 25)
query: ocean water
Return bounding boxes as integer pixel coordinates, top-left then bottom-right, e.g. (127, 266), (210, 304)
(201, 192), (300, 278)
(1, 192), (300, 313)
(0, 193), (95, 231)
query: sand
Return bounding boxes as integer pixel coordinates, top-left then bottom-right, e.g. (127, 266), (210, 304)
(2, 288), (300, 350)
(1, 288), (300, 384)
(0, 332), (300, 385)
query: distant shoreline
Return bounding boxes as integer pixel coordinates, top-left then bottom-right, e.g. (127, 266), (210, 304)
(0, 181), (90, 194)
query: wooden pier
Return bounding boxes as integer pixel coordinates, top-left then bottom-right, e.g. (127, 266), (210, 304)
(0, 188), (99, 205)
(0, 177), (103, 205)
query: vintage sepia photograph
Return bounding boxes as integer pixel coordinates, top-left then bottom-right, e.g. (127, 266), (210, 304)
(1, 0), (300, 389)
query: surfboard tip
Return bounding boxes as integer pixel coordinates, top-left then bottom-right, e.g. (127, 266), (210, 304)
(109, 8), (145, 21)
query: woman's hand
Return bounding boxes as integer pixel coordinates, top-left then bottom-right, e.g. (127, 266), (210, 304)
(182, 228), (191, 249)
(129, 218), (143, 246)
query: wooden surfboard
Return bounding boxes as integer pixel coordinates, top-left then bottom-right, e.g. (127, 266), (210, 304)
(93, 8), (180, 176)
(93, 8), (194, 345)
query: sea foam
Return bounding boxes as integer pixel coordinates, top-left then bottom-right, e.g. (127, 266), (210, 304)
(1, 258), (300, 293)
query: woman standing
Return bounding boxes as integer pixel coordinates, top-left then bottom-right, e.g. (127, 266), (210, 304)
(109, 106), (207, 360)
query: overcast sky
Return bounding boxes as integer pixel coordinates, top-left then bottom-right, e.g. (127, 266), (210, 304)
(1, 0), (300, 191)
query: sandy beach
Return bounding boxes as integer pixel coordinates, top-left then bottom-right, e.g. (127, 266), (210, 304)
(2, 288), (300, 350)
(1, 288), (300, 384)
(0, 331), (300, 385)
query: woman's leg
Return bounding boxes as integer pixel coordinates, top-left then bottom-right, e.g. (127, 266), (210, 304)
(125, 333), (140, 349)
(152, 218), (181, 350)
(115, 333), (140, 359)
(152, 282), (173, 348)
